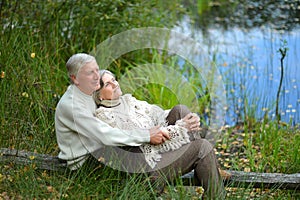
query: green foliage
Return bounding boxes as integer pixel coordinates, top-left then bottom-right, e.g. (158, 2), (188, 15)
(0, 0), (185, 151)
(1, 0), (185, 53)
(0, 30), (63, 153)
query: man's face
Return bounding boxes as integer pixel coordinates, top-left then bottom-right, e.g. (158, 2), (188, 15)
(99, 73), (122, 100)
(73, 60), (100, 95)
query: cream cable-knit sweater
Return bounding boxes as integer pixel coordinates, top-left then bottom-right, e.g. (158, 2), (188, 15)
(94, 94), (190, 168)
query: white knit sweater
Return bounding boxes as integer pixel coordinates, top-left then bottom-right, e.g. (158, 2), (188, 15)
(94, 94), (190, 168)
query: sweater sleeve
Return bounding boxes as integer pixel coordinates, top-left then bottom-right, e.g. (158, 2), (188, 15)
(61, 100), (148, 142)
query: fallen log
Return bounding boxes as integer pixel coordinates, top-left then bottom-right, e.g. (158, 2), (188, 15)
(0, 148), (67, 171)
(1, 148), (299, 190)
(181, 170), (300, 190)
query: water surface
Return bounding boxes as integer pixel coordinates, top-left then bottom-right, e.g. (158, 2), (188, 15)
(174, 17), (300, 126)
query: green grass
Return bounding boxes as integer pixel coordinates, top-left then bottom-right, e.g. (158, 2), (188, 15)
(0, 30), (64, 154)
(216, 122), (300, 173)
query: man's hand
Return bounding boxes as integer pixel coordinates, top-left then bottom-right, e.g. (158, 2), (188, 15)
(149, 126), (170, 145)
(182, 113), (201, 131)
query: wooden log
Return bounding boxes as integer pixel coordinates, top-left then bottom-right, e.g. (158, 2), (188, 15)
(181, 170), (300, 190)
(1, 148), (299, 190)
(0, 148), (67, 171)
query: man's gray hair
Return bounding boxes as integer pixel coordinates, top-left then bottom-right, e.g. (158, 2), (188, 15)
(66, 53), (96, 83)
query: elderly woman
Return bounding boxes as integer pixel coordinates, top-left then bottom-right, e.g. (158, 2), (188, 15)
(93, 70), (202, 168)
(93, 70), (225, 198)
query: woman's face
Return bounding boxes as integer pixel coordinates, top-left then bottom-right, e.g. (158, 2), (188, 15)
(99, 73), (122, 100)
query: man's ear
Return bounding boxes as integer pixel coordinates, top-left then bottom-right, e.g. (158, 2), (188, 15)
(70, 75), (78, 85)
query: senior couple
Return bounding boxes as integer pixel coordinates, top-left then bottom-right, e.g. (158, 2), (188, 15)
(55, 53), (225, 199)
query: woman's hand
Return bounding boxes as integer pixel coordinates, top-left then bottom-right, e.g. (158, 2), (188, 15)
(149, 126), (170, 145)
(182, 113), (201, 132)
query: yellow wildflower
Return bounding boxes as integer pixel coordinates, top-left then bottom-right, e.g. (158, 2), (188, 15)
(244, 167), (251, 172)
(31, 53), (36, 58)
(195, 186), (204, 195)
(0, 71), (4, 79)
(29, 155), (35, 160)
(7, 175), (13, 182)
(22, 92), (29, 98)
(221, 143), (227, 150)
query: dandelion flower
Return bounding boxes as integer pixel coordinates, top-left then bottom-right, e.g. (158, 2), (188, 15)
(31, 53), (36, 58)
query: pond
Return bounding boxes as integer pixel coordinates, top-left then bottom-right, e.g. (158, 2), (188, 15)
(173, 1), (300, 126)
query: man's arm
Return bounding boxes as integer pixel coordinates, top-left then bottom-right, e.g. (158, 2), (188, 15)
(57, 95), (170, 147)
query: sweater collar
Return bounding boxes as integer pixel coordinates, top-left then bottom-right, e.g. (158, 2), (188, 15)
(71, 85), (92, 98)
(98, 98), (121, 108)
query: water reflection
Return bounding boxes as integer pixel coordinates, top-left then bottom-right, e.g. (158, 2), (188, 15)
(173, 16), (300, 125)
(182, 0), (300, 32)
